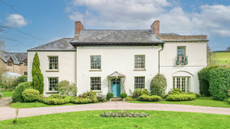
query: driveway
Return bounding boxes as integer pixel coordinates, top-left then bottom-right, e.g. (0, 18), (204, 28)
(0, 97), (12, 107)
(0, 101), (230, 121)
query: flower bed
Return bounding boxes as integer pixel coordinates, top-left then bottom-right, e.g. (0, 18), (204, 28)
(137, 95), (162, 102)
(100, 111), (149, 118)
(43, 95), (71, 105)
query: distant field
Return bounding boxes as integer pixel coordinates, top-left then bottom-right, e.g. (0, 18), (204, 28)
(213, 52), (230, 65)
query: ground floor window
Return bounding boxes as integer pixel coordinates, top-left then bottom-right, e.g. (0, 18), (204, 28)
(173, 76), (190, 93)
(90, 77), (101, 90)
(134, 77), (145, 89)
(49, 77), (58, 91)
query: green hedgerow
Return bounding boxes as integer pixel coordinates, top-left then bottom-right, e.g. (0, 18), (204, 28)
(166, 94), (196, 101)
(22, 89), (40, 102)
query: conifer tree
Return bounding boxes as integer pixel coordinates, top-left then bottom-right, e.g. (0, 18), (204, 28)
(32, 52), (44, 94)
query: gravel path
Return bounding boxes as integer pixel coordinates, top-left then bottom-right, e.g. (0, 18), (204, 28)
(0, 101), (230, 121)
(0, 97), (12, 107)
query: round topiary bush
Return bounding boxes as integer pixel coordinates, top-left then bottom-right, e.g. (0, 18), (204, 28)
(12, 82), (32, 102)
(106, 92), (114, 100)
(150, 74), (167, 97)
(22, 89), (40, 102)
(120, 93), (127, 98)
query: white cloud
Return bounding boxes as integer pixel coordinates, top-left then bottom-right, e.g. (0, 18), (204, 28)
(66, 0), (230, 38)
(65, 7), (73, 13)
(5, 14), (28, 28)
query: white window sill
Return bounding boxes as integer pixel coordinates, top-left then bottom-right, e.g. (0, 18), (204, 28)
(133, 68), (146, 71)
(46, 69), (59, 72)
(89, 69), (102, 72)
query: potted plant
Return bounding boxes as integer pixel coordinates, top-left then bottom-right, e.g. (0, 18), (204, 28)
(120, 93), (127, 101)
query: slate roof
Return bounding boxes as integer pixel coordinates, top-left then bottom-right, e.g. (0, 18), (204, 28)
(28, 38), (75, 51)
(0, 50), (27, 65)
(71, 29), (164, 46)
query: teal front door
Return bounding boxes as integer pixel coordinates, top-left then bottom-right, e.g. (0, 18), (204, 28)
(111, 79), (121, 97)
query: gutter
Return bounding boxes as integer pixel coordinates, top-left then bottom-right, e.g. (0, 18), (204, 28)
(158, 44), (164, 73)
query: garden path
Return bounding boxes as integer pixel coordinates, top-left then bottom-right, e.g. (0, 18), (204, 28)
(0, 101), (230, 121)
(0, 97), (12, 107)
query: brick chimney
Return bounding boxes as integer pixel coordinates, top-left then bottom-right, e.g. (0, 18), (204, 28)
(74, 21), (84, 40)
(151, 20), (160, 37)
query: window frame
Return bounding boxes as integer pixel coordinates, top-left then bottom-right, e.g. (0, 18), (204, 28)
(177, 46), (186, 57)
(48, 77), (59, 91)
(134, 76), (145, 89)
(173, 76), (190, 93)
(24, 72), (27, 75)
(48, 56), (58, 70)
(90, 55), (101, 70)
(90, 77), (101, 91)
(24, 62), (27, 66)
(7, 61), (12, 66)
(134, 55), (145, 69)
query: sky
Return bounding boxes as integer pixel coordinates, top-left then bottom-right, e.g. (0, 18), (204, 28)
(0, 0), (230, 52)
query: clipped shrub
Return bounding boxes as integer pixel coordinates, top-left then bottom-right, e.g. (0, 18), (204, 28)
(43, 95), (70, 105)
(70, 97), (91, 104)
(96, 94), (106, 102)
(12, 82), (32, 102)
(168, 88), (183, 95)
(11, 75), (27, 89)
(150, 74), (167, 97)
(166, 94), (196, 101)
(106, 92), (114, 100)
(120, 93), (127, 99)
(137, 95), (162, 102)
(56, 80), (77, 96)
(22, 89), (40, 102)
(133, 89), (150, 98)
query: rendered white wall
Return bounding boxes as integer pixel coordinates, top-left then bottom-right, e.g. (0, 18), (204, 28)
(160, 42), (207, 94)
(76, 46), (159, 95)
(28, 51), (76, 96)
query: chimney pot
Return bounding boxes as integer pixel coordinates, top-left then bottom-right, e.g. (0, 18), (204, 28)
(151, 20), (160, 37)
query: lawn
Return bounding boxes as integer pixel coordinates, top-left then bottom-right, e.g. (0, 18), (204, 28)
(0, 110), (229, 129)
(10, 102), (76, 108)
(127, 97), (230, 108)
(1, 91), (14, 97)
(213, 52), (230, 65)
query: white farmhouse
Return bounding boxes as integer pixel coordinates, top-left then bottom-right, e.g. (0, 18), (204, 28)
(28, 20), (207, 97)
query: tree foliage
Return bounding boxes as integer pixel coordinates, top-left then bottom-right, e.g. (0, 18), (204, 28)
(32, 52), (44, 94)
(11, 75), (27, 89)
(56, 80), (77, 96)
(150, 74), (167, 97)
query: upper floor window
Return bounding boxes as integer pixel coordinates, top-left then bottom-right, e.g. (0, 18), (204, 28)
(49, 56), (58, 69)
(135, 55), (145, 69)
(177, 46), (188, 65)
(90, 77), (101, 90)
(49, 77), (58, 91)
(134, 76), (145, 89)
(24, 62), (27, 66)
(7, 62), (12, 66)
(177, 46), (186, 57)
(91, 56), (101, 69)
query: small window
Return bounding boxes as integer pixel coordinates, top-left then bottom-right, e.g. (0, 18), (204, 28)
(177, 46), (186, 57)
(7, 62), (12, 66)
(173, 77), (190, 93)
(90, 56), (101, 69)
(134, 77), (145, 89)
(24, 62), (27, 66)
(49, 56), (58, 69)
(90, 77), (101, 90)
(49, 77), (59, 91)
(135, 55), (145, 69)
(24, 72), (27, 75)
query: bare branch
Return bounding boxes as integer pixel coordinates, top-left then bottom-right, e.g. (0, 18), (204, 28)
(0, 0), (18, 14)
(10, 28), (46, 40)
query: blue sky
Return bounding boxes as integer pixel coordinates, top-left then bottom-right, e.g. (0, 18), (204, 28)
(0, 0), (230, 52)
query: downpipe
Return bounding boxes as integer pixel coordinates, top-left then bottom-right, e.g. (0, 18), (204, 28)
(158, 44), (164, 74)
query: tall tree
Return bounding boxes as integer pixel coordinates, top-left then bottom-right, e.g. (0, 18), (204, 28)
(32, 52), (44, 94)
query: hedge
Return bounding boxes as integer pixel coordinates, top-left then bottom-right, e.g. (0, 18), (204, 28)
(12, 82), (32, 102)
(150, 74), (167, 97)
(137, 95), (162, 102)
(43, 95), (70, 105)
(166, 94), (196, 101)
(198, 66), (230, 100)
(22, 89), (40, 102)
(70, 97), (92, 104)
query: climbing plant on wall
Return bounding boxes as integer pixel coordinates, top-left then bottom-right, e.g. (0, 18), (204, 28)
(107, 75), (126, 93)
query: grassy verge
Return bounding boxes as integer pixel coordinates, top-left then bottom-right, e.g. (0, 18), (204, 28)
(0, 110), (230, 129)
(1, 91), (14, 97)
(10, 102), (76, 108)
(127, 97), (230, 108)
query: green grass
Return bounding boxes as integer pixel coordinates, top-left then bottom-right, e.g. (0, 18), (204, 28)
(213, 52), (230, 65)
(10, 102), (76, 108)
(0, 110), (229, 129)
(1, 91), (14, 97)
(127, 97), (230, 108)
